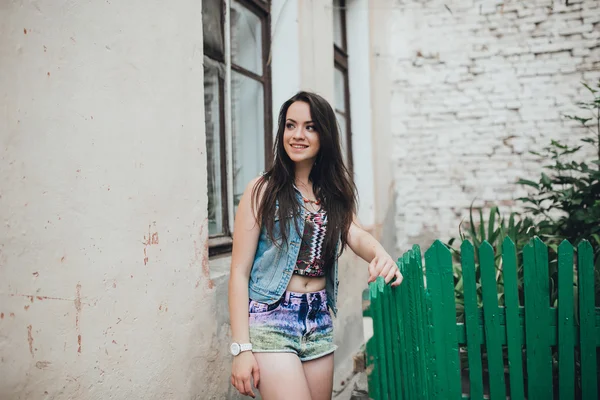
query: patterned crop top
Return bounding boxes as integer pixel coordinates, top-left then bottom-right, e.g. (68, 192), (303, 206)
(294, 210), (328, 277)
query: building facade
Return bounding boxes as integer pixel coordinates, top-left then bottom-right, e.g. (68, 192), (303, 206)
(5, 0), (595, 398)
(0, 0), (394, 398)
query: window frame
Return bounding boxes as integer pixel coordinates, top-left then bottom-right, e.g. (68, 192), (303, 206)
(333, 0), (354, 171)
(205, 0), (272, 256)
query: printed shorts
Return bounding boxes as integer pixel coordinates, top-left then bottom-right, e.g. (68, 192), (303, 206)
(248, 289), (337, 362)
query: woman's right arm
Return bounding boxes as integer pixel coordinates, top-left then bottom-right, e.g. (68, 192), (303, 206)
(228, 177), (263, 398)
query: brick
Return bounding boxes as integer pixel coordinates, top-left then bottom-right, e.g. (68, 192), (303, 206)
(553, 3), (584, 13)
(519, 23), (536, 32)
(582, 30), (600, 40)
(560, 64), (578, 73)
(517, 7), (535, 18)
(572, 47), (591, 57)
(582, 9), (600, 23)
(521, 13), (550, 25)
(531, 42), (575, 54)
(501, 46), (531, 56)
(559, 24), (594, 35)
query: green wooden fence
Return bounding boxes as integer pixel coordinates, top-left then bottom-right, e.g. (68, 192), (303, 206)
(364, 237), (599, 400)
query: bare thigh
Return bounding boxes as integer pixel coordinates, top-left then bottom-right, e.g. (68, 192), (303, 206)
(254, 353), (312, 400)
(302, 353), (334, 400)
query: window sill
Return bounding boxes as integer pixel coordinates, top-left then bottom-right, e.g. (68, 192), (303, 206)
(209, 236), (233, 257)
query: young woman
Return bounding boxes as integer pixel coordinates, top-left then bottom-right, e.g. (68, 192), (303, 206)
(228, 91), (402, 400)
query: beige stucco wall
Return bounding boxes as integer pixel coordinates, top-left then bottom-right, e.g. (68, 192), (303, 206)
(299, 0), (335, 103)
(0, 0), (395, 399)
(0, 1), (223, 399)
(369, 0), (397, 254)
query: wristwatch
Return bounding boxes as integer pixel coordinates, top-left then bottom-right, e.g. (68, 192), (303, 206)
(230, 342), (252, 356)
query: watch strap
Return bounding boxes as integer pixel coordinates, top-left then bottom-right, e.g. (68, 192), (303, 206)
(239, 343), (252, 352)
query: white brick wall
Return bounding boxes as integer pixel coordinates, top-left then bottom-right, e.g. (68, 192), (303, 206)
(389, 0), (600, 250)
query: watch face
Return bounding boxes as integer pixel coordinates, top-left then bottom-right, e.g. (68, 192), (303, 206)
(230, 343), (240, 356)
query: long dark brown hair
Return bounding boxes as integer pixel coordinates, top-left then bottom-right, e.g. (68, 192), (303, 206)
(252, 91), (357, 266)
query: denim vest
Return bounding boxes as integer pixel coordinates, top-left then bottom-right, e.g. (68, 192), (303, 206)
(248, 190), (339, 316)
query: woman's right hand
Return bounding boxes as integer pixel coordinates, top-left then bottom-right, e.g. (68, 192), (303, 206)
(231, 351), (260, 398)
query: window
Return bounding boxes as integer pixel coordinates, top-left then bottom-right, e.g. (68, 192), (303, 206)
(203, 0), (272, 256)
(333, 0), (353, 169)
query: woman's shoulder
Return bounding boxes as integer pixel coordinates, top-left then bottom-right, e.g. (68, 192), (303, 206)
(247, 173), (268, 190)
(244, 174), (270, 201)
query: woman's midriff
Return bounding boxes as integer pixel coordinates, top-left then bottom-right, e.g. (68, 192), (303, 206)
(286, 274), (326, 293)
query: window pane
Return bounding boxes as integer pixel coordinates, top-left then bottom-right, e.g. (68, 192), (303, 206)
(231, 71), (265, 209)
(333, 0), (344, 49)
(231, 1), (263, 75)
(334, 67), (346, 112)
(203, 0), (224, 59)
(204, 63), (225, 236)
(336, 111), (349, 165)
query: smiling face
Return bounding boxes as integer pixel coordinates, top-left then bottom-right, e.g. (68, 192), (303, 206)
(283, 101), (321, 165)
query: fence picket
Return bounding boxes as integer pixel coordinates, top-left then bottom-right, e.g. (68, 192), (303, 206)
(577, 240), (598, 400)
(502, 237), (525, 400)
(425, 284), (439, 397)
(371, 279), (390, 399)
(396, 254), (416, 399)
(424, 246), (442, 398)
(523, 238), (553, 399)
(382, 282), (402, 399)
(557, 240), (575, 400)
(395, 257), (409, 400)
(425, 241), (461, 399)
(460, 241), (484, 400)
(366, 333), (382, 400)
(479, 241), (507, 399)
(402, 252), (418, 399)
(408, 245), (429, 399)
(378, 278), (397, 400)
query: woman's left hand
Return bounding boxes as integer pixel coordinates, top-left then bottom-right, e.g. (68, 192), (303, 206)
(367, 254), (403, 287)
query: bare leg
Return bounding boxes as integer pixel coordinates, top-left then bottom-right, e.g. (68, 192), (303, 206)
(302, 353), (334, 400)
(254, 353), (313, 400)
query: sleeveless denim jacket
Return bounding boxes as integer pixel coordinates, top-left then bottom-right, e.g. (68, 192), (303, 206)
(248, 190), (339, 316)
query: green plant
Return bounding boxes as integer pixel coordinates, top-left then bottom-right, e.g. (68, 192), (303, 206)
(448, 203), (537, 320)
(517, 80), (600, 305)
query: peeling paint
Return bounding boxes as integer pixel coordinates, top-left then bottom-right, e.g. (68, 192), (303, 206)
(74, 285), (82, 312)
(35, 361), (52, 369)
(27, 325), (34, 356)
(192, 219), (214, 289)
(142, 223), (160, 265)
(12, 293), (75, 302)
(75, 284), (82, 354)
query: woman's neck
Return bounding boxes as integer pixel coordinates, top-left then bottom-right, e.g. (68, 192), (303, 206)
(294, 161), (313, 188)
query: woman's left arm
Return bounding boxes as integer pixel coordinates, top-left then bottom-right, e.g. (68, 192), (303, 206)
(347, 218), (403, 287)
